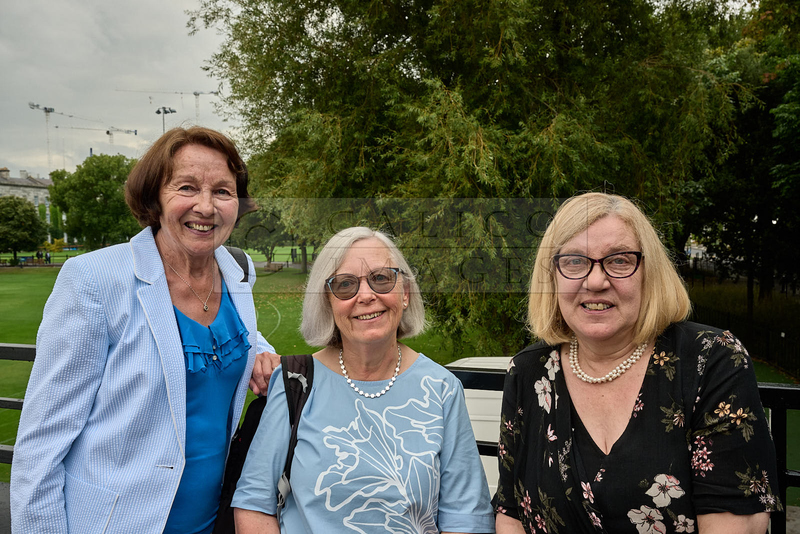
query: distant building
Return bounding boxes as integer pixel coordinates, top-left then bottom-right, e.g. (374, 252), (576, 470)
(0, 167), (61, 242)
(0, 168), (52, 207)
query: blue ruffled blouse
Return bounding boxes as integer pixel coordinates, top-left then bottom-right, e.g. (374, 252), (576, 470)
(164, 279), (251, 534)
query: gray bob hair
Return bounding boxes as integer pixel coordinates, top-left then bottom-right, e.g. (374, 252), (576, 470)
(300, 227), (426, 347)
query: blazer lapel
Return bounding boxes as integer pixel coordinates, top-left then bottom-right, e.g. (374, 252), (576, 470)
(216, 247), (258, 435)
(131, 228), (187, 452)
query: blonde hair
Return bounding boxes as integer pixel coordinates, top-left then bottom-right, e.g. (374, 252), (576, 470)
(300, 227), (426, 347)
(528, 193), (690, 345)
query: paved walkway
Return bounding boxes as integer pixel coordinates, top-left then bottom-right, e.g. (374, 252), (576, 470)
(788, 506), (800, 533)
(1, 482), (8, 534)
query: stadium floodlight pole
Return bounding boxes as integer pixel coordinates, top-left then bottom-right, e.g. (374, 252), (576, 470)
(155, 106), (177, 134)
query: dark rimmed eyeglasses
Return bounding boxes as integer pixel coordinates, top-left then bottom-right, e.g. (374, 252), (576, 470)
(552, 251), (643, 280)
(326, 267), (405, 300)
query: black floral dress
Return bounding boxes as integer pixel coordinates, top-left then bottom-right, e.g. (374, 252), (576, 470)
(493, 321), (782, 534)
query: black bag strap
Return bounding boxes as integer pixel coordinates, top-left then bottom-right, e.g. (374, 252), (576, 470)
(212, 354), (313, 534)
(277, 354), (314, 522)
(224, 246), (249, 283)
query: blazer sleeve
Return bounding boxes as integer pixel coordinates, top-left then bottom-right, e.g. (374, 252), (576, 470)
(10, 258), (109, 533)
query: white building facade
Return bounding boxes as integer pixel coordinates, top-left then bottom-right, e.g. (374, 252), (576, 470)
(0, 167), (61, 242)
(0, 168), (52, 207)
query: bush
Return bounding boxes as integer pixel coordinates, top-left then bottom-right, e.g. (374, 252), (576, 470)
(45, 239), (66, 253)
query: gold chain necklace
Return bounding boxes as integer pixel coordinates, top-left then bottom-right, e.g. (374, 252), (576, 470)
(165, 262), (214, 312)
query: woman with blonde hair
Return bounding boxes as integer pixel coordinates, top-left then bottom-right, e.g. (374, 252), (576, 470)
(495, 193), (781, 533)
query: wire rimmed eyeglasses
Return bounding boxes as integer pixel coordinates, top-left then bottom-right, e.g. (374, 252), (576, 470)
(552, 251), (643, 280)
(326, 267), (405, 300)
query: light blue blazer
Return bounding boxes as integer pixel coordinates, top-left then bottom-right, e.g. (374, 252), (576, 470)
(10, 227), (274, 533)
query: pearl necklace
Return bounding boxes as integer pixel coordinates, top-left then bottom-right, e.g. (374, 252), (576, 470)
(568, 336), (647, 384)
(339, 345), (402, 398)
(166, 262), (214, 312)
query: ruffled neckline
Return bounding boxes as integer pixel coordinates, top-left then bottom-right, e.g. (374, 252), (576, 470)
(173, 279), (251, 373)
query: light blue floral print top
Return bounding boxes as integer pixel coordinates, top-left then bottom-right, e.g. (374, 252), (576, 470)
(233, 353), (495, 533)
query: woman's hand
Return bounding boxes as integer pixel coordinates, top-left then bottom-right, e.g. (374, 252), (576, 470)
(496, 512), (526, 533)
(234, 508), (280, 534)
(696, 511), (769, 534)
(249, 351), (281, 395)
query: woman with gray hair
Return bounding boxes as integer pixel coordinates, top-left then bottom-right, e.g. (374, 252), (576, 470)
(232, 227), (495, 533)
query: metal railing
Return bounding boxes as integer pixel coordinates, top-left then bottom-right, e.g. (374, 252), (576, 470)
(0, 344), (34, 465)
(2, 344), (798, 532)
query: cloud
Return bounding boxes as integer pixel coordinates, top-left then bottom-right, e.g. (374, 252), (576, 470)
(0, 0), (235, 179)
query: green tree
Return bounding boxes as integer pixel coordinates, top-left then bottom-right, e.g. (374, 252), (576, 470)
(49, 154), (140, 250)
(48, 169), (70, 238)
(48, 203), (63, 239)
(0, 196), (48, 262)
(765, 3), (800, 297)
(683, 0), (800, 317)
(229, 205), (291, 264)
(191, 0), (749, 353)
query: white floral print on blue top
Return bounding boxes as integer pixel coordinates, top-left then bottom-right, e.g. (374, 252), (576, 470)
(232, 353), (495, 533)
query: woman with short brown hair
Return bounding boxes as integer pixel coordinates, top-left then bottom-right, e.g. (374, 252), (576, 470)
(12, 127), (276, 533)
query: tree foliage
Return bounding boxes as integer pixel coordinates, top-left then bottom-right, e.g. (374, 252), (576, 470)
(0, 196), (48, 261)
(229, 204), (291, 263)
(191, 0), (764, 353)
(49, 154), (140, 250)
(192, 0), (741, 206)
(681, 0), (800, 316)
(48, 169), (71, 239)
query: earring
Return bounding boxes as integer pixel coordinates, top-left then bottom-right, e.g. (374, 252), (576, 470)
(403, 302), (408, 308)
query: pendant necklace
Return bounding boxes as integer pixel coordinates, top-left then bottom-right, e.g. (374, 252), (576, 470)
(166, 262), (214, 312)
(569, 336), (648, 384)
(339, 345), (402, 398)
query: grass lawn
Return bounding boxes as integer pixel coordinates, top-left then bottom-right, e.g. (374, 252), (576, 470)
(0, 267), (59, 483)
(1, 266), (798, 507)
(688, 280), (800, 336)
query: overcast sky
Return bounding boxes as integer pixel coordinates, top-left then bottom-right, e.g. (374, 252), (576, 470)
(0, 0), (235, 179)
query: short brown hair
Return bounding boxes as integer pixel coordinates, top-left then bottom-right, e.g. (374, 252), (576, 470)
(528, 193), (691, 345)
(125, 126), (256, 229)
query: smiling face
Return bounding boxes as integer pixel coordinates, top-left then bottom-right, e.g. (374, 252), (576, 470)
(329, 238), (409, 349)
(556, 216), (644, 347)
(156, 144), (239, 262)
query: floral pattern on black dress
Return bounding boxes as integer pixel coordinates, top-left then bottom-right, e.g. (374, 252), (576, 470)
(493, 322), (782, 534)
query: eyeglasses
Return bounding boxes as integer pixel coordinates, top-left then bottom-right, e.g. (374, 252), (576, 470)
(552, 251), (643, 280)
(326, 267), (405, 300)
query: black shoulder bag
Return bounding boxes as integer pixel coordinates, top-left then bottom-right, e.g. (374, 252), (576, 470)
(224, 245), (250, 283)
(213, 354), (315, 534)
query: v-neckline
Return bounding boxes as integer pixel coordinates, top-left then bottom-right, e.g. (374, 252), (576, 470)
(563, 344), (656, 457)
(173, 278), (228, 328)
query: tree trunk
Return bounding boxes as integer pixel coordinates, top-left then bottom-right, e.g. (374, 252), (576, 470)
(758, 267), (774, 301)
(746, 264), (755, 323)
(300, 243), (308, 274)
(757, 230), (774, 302)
